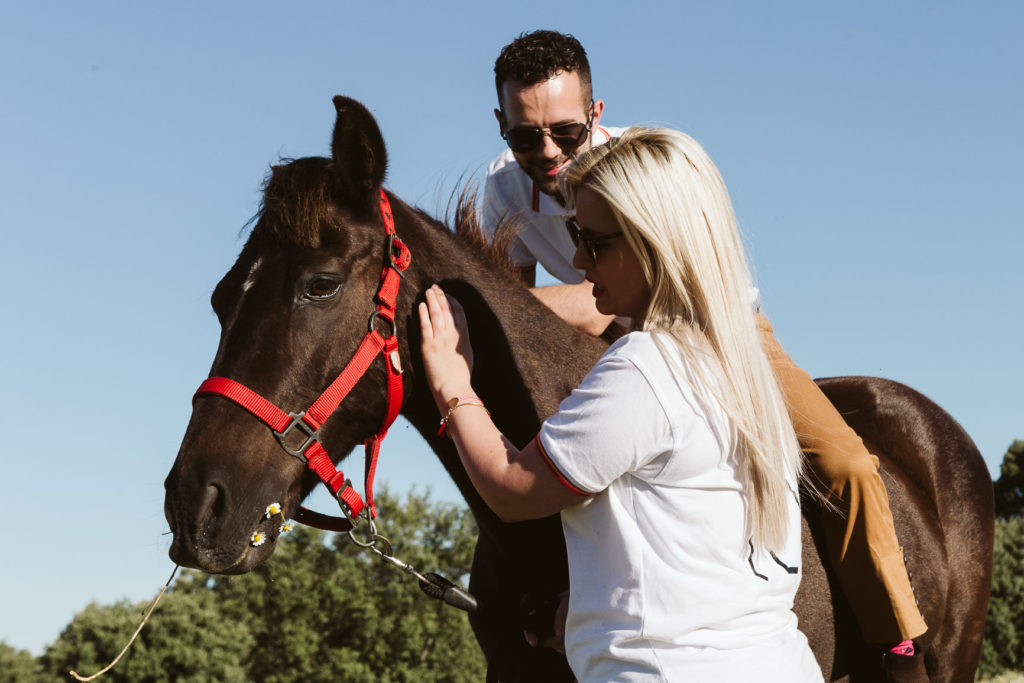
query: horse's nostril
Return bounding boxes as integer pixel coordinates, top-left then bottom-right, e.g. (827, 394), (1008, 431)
(197, 481), (227, 527)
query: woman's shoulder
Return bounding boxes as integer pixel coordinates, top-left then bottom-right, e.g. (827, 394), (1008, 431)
(601, 332), (693, 397)
(591, 331), (676, 388)
(602, 330), (660, 362)
(579, 333), (662, 396)
(604, 330), (702, 378)
(611, 330), (730, 426)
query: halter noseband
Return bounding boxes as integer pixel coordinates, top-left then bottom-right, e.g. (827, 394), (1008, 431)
(193, 189), (411, 532)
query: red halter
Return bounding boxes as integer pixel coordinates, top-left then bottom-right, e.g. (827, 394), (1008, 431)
(193, 189), (411, 532)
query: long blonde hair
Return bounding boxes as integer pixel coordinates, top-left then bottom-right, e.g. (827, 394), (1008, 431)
(561, 127), (802, 552)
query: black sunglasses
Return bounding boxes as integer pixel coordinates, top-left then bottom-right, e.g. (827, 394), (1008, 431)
(501, 103), (595, 155)
(564, 215), (623, 262)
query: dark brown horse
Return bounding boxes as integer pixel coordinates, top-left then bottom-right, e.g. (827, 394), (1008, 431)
(164, 97), (994, 681)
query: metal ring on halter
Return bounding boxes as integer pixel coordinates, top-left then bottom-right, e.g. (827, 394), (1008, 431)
(348, 529), (389, 553)
(346, 511), (380, 548)
(367, 310), (397, 339)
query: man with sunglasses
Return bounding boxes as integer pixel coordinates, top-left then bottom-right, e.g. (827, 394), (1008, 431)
(482, 30), (625, 336)
(479, 30), (930, 682)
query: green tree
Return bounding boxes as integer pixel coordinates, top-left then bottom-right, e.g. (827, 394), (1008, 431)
(44, 489), (485, 682)
(200, 489), (486, 682)
(0, 642), (43, 683)
(980, 441), (1024, 677)
(41, 588), (253, 682)
(994, 440), (1024, 519)
(979, 517), (1024, 676)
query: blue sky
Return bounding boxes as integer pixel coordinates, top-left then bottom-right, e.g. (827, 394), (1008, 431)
(1, 1), (1020, 657)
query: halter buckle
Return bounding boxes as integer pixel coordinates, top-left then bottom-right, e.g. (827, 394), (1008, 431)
(273, 411), (321, 462)
(386, 233), (410, 274)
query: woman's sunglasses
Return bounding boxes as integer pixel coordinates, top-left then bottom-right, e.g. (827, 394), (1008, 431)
(501, 104), (595, 155)
(564, 216), (623, 262)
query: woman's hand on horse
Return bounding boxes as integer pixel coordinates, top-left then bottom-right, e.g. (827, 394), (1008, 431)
(419, 285), (474, 407)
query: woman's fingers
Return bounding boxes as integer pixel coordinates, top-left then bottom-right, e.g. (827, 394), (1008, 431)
(447, 293), (467, 329)
(417, 301), (432, 338)
(419, 285), (474, 400)
(433, 285), (453, 326)
(426, 285), (454, 333)
(422, 286), (469, 354)
(432, 284), (446, 306)
(424, 287), (441, 333)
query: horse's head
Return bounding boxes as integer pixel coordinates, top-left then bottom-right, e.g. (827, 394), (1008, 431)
(164, 97), (416, 573)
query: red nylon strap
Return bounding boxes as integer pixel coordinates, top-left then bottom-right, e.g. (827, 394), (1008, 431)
(356, 332), (403, 519)
(302, 439), (364, 521)
(338, 486), (366, 518)
(304, 331), (387, 429)
(195, 377), (292, 433)
(381, 336), (403, 430)
(376, 250), (409, 313)
(303, 442), (339, 489)
(379, 190), (395, 234)
(376, 270), (401, 312)
(361, 437), (381, 518)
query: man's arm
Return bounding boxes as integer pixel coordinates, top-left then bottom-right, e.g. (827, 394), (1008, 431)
(510, 265), (614, 336)
(531, 281), (615, 337)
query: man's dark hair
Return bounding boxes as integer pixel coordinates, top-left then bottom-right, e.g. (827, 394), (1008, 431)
(494, 30), (592, 109)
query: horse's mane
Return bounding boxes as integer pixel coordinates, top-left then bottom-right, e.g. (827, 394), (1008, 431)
(249, 156), (525, 279)
(446, 188), (522, 277)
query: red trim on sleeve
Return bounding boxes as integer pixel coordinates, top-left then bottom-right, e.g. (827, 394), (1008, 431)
(534, 435), (591, 497)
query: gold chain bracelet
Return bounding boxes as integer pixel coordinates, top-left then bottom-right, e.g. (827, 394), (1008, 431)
(437, 396), (489, 436)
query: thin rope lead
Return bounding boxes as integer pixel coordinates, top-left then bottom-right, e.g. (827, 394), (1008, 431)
(69, 564), (180, 681)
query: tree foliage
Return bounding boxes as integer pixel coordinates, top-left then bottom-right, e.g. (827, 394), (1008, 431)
(34, 490), (485, 682)
(979, 441), (1024, 677)
(994, 440), (1024, 519)
(0, 642), (42, 683)
(42, 590), (253, 682)
(979, 518), (1024, 676)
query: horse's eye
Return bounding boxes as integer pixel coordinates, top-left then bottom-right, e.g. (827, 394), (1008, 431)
(306, 278), (341, 300)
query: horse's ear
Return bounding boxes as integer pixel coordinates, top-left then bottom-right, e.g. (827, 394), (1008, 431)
(330, 95), (388, 213)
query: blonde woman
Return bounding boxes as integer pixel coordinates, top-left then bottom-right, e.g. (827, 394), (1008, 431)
(419, 128), (822, 681)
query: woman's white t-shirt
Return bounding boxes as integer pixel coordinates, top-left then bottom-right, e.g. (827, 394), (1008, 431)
(537, 332), (822, 682)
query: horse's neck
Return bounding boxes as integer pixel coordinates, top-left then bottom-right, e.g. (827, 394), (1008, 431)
(402, 213), (606, 444)
(383, 208), (606, 562)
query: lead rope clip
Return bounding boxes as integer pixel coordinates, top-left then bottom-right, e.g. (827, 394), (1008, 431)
(350, 531), (477, 613)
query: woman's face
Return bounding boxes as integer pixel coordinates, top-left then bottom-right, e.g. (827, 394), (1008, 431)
(571, 187), (652, 320)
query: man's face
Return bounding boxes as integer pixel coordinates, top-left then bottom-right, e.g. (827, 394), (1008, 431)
(496, 71), (604, 200)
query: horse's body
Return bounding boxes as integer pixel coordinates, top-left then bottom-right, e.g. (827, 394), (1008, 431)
(164, 97), (993, 681)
